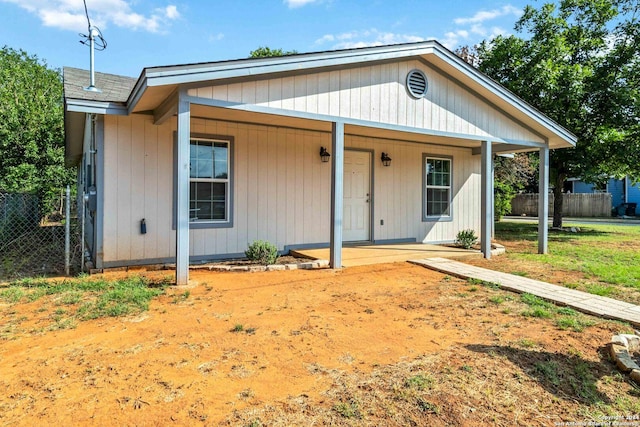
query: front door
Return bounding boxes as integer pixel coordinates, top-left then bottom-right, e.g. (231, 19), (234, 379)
(343, 150), (371, 242)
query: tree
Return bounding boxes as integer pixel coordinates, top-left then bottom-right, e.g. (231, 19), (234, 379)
(493, 154), (538, 220)
(455, 46), (538, 220)
(249, 46), (298, 58)
(477, 0), (640, 227)
(0, 46), (74, 215)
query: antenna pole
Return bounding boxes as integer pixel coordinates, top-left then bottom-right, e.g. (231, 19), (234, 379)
(84, 27), (101, 93)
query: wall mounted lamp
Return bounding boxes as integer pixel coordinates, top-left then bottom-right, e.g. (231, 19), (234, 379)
(320, 146), (331, 163)
(381, 152), (392, 167)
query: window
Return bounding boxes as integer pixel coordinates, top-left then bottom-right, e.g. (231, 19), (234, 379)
(189, 138), (229, 222)
(423, 155), (452, 220)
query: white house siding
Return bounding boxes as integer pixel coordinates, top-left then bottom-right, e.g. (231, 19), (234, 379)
(101, 114), (480, 265)
(346, 135), (480, 244)
(102, 115), (176, 264)
(188, 59), (544, 145)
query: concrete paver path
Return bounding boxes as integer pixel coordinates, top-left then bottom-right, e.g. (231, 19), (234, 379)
(410, 257), (640, 328)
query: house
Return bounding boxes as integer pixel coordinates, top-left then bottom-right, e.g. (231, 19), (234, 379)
(63, 41), (576, 284)
(569, 177), (639, 215)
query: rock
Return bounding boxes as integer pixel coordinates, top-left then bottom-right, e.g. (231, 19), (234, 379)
(209, 265), (231, 271)
(570, 227), (577, 233)
(284, 264), (298, 270)
(611, 334), (628, 347)
(630, 369), (640, 385)
(266, 265), (286, 271)
(610, 344), (640, 372)
(619, 334), (640, 352)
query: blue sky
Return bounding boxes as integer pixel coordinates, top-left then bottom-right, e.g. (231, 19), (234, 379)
(0, 0), (531, 77)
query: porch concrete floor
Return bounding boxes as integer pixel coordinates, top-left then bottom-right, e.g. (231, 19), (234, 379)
(290, 243), (481, 267)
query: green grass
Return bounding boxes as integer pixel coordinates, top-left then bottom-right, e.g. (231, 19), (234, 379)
(518, 293), (595, 331)
(495, 222), (640, 290)
(0, 275), (169, 330)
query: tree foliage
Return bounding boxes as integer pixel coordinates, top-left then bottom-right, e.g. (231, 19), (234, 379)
(0, 46), (74, 215)
(476, 0), (640, 226)
(249, 46), (298, 58)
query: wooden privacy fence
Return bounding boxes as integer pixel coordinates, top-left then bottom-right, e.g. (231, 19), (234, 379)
(510, 193), (612, 217)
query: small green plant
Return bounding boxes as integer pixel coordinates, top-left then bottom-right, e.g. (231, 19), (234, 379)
(516, 338), (537, 348)
(0, 286), (24, 303)
(416, 398), (439, 414)
(404, 374), (433, 390)
(172, 290), (190, 304)
(534, 361), (560, 386)
(555, 316), (595, 332)
(522, 307), (552, 318)
(231, 324), (244, 333)
(245, 240), (279, 265)
(333, 400), (362, 419)
(490, 295), (505, 305)
(455, 229), (478, 249)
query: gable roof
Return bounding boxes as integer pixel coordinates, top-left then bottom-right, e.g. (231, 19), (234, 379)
(64, 40), (577, 160)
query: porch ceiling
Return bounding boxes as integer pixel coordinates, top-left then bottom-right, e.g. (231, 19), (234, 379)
(190, 104), (484, 150)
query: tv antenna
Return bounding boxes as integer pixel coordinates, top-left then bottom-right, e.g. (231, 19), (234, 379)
(79, 0), (107, 93)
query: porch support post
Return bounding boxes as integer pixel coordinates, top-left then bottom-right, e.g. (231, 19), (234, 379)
(480, 140), (492, 259)
(176, 93), (190, 285)
(538, 145), (549, 254)
(330, 121), (344, 269)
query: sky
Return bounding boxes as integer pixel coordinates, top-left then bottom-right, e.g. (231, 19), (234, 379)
(0, 0), (532, 77)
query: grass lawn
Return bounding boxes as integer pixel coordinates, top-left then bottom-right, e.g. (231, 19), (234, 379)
(474, 221), (640, 304)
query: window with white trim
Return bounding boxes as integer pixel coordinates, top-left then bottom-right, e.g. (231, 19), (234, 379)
(189, 138), (229, 222)
(423, 155), (452, 219)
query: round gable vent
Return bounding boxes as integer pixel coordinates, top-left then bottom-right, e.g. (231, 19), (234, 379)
(406, 69), (428, 99)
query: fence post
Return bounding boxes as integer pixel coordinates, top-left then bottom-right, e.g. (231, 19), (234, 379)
(65, 185), (71, 276)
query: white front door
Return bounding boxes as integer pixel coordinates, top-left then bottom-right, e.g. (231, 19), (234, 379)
(343, 150), (371, 242)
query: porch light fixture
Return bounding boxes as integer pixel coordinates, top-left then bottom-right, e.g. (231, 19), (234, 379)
(381, 152), (392, 167)
(320, 146), (331, 163)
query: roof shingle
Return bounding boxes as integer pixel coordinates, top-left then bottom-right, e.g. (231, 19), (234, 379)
(63, 67), (136, 103)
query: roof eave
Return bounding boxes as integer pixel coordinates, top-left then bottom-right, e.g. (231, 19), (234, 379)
(66, 98), (129, 115)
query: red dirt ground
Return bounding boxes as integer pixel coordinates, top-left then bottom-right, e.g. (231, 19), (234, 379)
(0, 263), (637, 426)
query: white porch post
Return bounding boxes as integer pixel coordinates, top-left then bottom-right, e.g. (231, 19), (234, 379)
(176, 94), (190, 285)
(481, 140), (492, 259)
(538, 145), (549, 254)
(330, 121), (344, 269)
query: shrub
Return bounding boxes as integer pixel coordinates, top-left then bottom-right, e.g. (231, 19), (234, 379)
(245, 240), (279, 265)
(455, 229), (478, 249)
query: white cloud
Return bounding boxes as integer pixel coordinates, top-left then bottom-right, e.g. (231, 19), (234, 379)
(208, 32), (225, 43)
(439, 30), (473, 50)
(454, 5), (521, 25)
(0, 0), (180, 33)
(315, 29), (424, 49)
(438, 4), (521, 49)
(284, 0), (318, 8)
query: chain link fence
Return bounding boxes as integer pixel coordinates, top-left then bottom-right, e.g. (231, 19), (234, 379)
(0, 189), (82, 280)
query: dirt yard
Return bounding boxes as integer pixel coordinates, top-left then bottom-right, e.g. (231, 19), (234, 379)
(1, 263), (638, 426)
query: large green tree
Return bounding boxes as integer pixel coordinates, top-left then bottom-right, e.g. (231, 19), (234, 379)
(477, 0), (640, 227)
(0, 46), (74, 215)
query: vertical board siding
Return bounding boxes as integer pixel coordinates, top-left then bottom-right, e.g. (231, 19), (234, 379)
(190, 60), (543, 145)
(102, 115), (481, 264)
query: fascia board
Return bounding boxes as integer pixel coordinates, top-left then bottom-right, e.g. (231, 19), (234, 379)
(66, 99), (128, 115)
